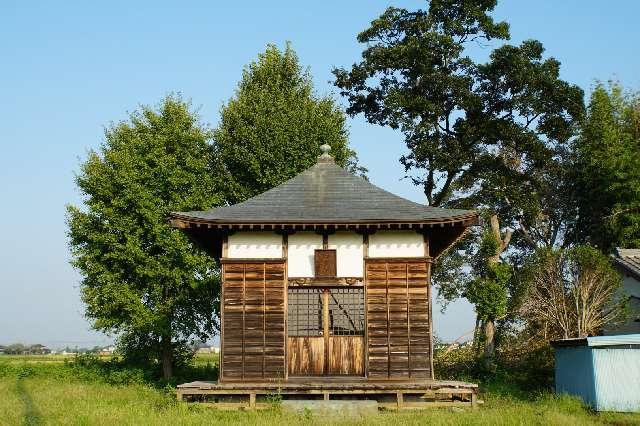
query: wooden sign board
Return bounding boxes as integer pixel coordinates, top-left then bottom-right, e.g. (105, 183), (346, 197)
(314, 249), (337, 278)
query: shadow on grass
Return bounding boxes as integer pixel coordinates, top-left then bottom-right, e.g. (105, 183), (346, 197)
(16, 379), (42, 426)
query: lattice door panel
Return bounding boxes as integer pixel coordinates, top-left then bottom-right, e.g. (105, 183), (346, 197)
(287, 287), (365, 376)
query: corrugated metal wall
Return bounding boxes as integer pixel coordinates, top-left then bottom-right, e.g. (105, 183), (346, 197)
(592, 348), (640, 412)
(555, 345), (640, 412)
(555, 346), (597, 407)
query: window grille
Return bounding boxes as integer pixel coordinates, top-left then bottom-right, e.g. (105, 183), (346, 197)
(328, 288), (365, 336)
(287, 288), (323, 336)
(287, 287), (365, 337)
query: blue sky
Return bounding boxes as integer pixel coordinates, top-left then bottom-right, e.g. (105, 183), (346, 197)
(1, 1), (639, 348)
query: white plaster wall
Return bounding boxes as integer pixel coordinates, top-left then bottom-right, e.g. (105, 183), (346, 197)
(368, 230), (424, 258)
(328, 232), (364, 277)
(288, 232), (323, 277)
(603, 274), (640, 335)
(227, 232), (282, 259)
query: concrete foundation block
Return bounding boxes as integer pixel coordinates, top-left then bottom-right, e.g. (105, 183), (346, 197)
(281, 400), (378, 418)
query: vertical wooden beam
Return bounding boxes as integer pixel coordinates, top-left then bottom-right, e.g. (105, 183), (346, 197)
(363, 233), (369, 257)
(242, 263), (246, 380)
(423, 232), (430, 258)
(220, 235), (228, 382)
(249, 392), (256, 409)
(406, 262), (411, 378)
(323, 391), (329, 401)
(396, 391), (404, 410)
(282, 233), (288, 259)
(423, 232), (434, 379)
(220, 270), (225, 382)
(323, 289), (330, 375)
(222, 234), (229, 258)
(362, 233), (369, 379)
(427, 259), (434, 380)
(282, 233), (289, 380)
(262, 262), (266, 379)
(385, 262), (390, 379)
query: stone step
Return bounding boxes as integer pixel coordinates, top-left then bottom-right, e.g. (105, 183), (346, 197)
(281, 400), (378, 418)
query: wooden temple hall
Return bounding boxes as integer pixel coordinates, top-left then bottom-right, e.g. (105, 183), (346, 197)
(170, 145), (480, 409)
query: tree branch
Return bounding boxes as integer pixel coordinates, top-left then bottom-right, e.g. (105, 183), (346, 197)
(517, 218), (538, 249)
(432, 170), (457, 207)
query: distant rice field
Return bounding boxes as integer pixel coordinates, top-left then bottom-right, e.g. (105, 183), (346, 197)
(0, 354), (110, 364)
(193, 353), (219, 364)
(0, 353), (217, 364)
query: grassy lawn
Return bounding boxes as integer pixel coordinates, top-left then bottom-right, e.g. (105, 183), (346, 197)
(1, 355), (638, 426)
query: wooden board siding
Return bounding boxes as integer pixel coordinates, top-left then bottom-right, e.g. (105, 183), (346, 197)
(287, 337), (325, 376)
(221, 261), (286, 381)
(365, 259), (431, 379)
(329, 336), (365, 375)
(287, 336), (364, 377)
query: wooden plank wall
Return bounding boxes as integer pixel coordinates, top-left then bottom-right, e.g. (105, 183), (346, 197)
(287, 337), (325, 376)
(328, 336), (365, 375)
(287, 336), (365, 376)
(221, 261), (286, 381)
(366, 259), (432, 379)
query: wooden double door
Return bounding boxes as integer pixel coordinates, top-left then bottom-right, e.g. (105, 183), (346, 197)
(287, 287), (365, 376)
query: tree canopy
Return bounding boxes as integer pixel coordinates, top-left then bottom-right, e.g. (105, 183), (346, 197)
(215, 43), (364, 204)
(570, 83), (640, 252)
(67, 96), (222, 379)
(334, 0), (591, 361)
(333, 0), (584, 251)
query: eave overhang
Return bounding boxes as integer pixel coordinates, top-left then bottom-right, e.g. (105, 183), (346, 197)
(169, 211), (479, 232)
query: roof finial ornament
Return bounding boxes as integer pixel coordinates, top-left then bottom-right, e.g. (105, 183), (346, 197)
(318, 143), (333, 162)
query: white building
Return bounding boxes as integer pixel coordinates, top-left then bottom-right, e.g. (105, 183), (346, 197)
(609, 248), (640, 334)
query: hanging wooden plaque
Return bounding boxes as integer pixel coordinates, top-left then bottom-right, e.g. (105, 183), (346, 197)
(314, 249), (337, 278)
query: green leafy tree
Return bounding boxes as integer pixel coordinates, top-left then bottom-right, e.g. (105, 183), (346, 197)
(334, 0), (583, 357)
(333, 1), (583, 244)
(570, 82), (640, 252)
(334, 1), (582, 214)
(4, 344), (27, 355)
(215, 43), (365, 204)
(67, 96), (223, 379)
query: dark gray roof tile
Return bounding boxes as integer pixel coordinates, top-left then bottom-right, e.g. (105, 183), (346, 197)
(173, 157), (475, 224)
(615, 248), (640, 281)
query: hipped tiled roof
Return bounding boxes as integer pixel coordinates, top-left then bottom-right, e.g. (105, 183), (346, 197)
(614, 248), (640, 281)
(172, 148), (476, 225)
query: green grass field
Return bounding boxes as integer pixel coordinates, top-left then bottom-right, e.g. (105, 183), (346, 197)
(1, 354), (638, 426)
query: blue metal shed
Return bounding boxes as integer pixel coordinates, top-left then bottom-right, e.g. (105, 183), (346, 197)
(552, 334), (640, 412)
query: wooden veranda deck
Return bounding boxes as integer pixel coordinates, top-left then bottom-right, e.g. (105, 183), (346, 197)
(177, 379), (480, 410)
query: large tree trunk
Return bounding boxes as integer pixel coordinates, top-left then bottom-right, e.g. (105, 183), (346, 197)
(160, 333), (173, 380)
(473, 315), (481, 351)
(482, 215), (512, 364)
(483, 320), (495, 368)
(488, 215), (512, 265)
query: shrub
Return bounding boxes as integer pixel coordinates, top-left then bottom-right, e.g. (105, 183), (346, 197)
(434, 335), (555, 393)
(434, 344), (481, 381)
(495, 337), (554, 391)
(116, 330), (195, 373)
